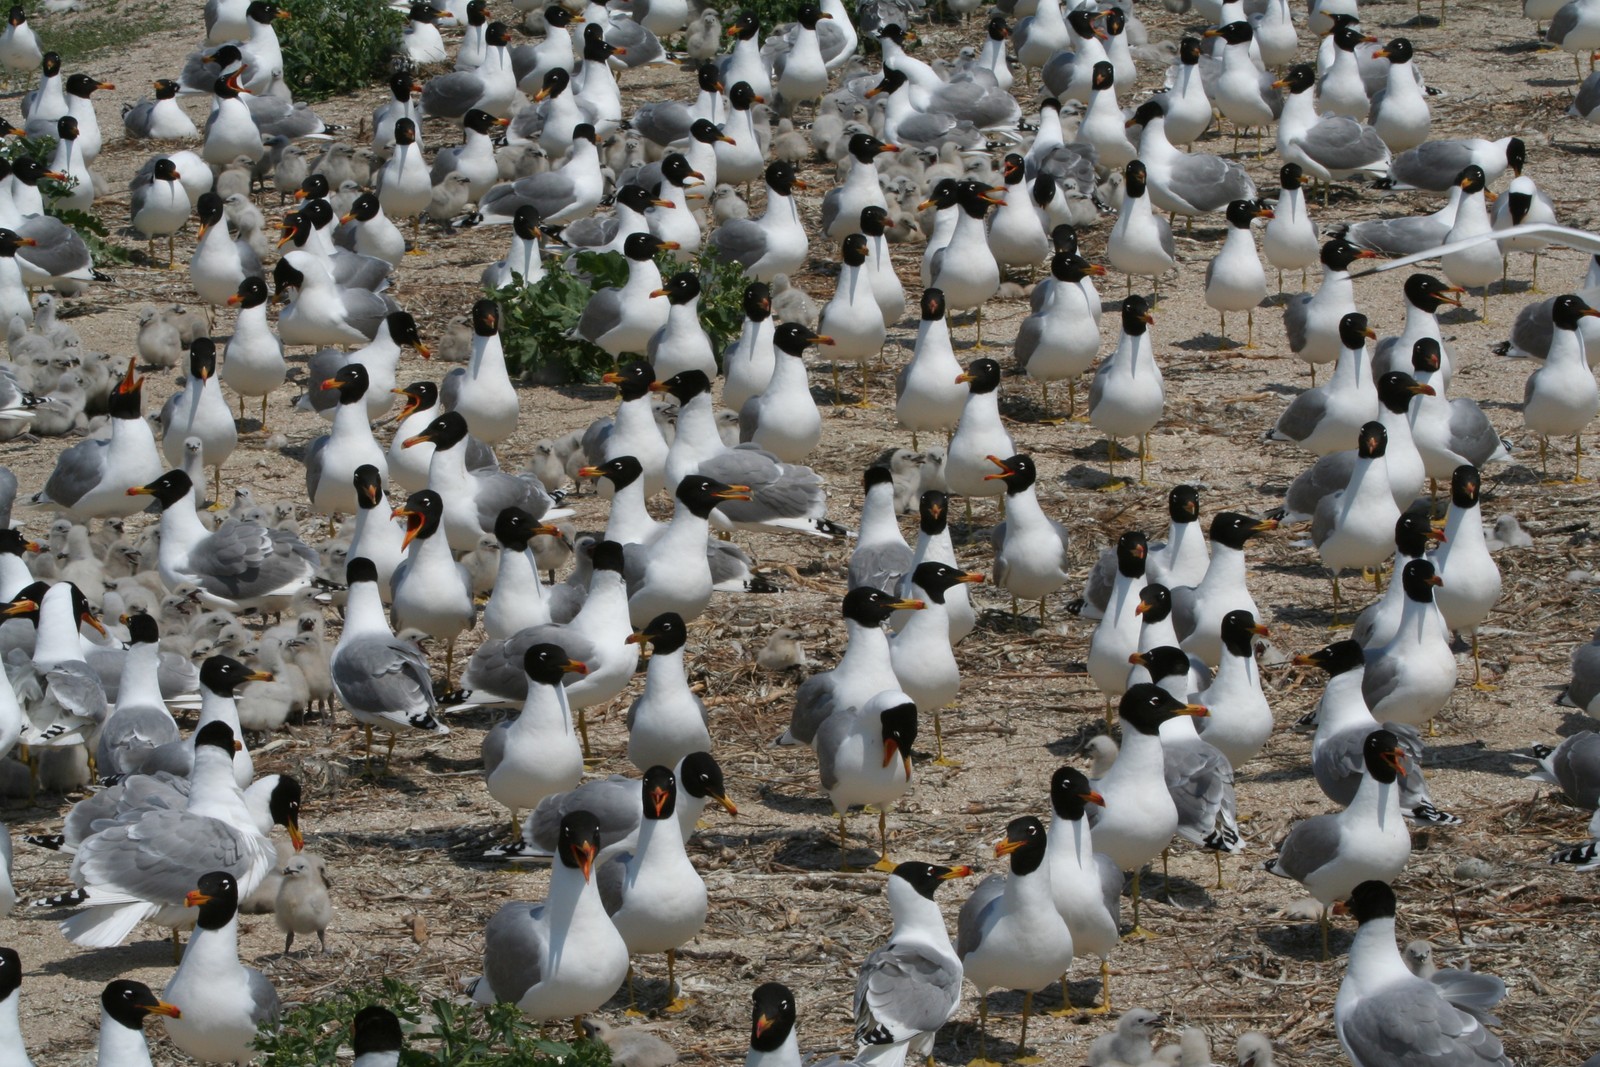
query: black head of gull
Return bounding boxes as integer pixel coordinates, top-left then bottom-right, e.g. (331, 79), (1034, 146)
(691, 118), (733, 147)
(1362, 728), (1407, 783)
(986, 15), (1009, 41)
(404, 411), (469, 452)
(868, 66), (907, 98)
(1506, 136), (1526, 176)
(1168, 484), (1200, 524)
(1067, 9), (1101, 39)
(1209, 512), (1278, 550)
(919, 287), (946, 322)
(955, 356), (1002, 394)
(1127, 98), (1165, 132)
(655, 270), (702, 305)
(108, 359), (146, 418)
(878, 698), (917, 775)
(1090, 60), (1115, 93)
(1338, 312), (1375, 353)
(1399, 558), (1442, 603)
(536, 67), (572, 101)
(955, 178), (1003, 219)
(187, 337), (218, 382)
(557, 810), (602, 880)
(1332, 23), (1377, 52)
(1454, 165), (1488, 196)
(581, 22), (619, 61)
(322, 363), (372, 405)
(1120, 294), (1153, 336)
(102, 980), (181, 1030)
(1178, 34), (1201, 63)
(524, 642), (588, 687)
(659, 154), (701, 188)
(673, 475), (752, 517)
(395, 489), (446, 547)
(125, 612), (160, 646)
(628, 611), (688, 655)
(625, 230), (675, 261)
(748, 981), (797, 1052)
(1204, 21), (1254, 46)
(64, 73), (112, 100)
(463, 108), (506, 137)
(1357, 421), (1388, 460)
(1373, 37), (1413, 64)
(1128, 643), (1187, 682)
(0, 528), (38, 559)
(230, 275), (270, 310)
(352, 1006), (403, 1059)
(581, 454), (644, 490)
(589, 539), (624, 574)
(1279, 162), (1306, 191)
(1394, 511), (1440, 559)
(392, 380), (437, 420)
(908, 561), (982, 604)
(602, 358), (656, 400)
(1220, 610), (1269, 658)
(1320, 238), (1376, 273)
(1339, 878), (1398, 923)
(1049, 766), (1105, 822)
(863, 464), (894, 492)
(0, 947), (19, 1002)
(840, 233), (869, 267)
(465, 0), (489, 25)
(510, 203), (544, 240)
(694, 62), (722, 94)
(641, 765), (678, 820)
(494, 506), (549, 552)
(195, 191), (226, 231)
(54, 114), (78, 141)
(1551, 293), (1600, 331)
(918, 177), (960, 212)
(740, 281), (773, 323)
(1115, 530), (1148, 577)
(1377, 371), (1434, 414)
(125, 469), (196, 512)
(994, 814), (1047, 875)
(484, 20), (511, 47)
(983, 453), (1037, 495)
(199, 656), (271, 698)
(652, 368), (712, 404)
(1450, 464), (1481, 509)
(918, 490), (949, 535)
(1402, 273), (1465, 314)
(187, 871), (241, 931)
(764, 159), (803, 197)
(678, 750), (736, 813)
(795, 4), (830, 29)
(392, 116), (417, 147)
(268, 775), (304, 849)
(843, 585), (923, 627)
(892, 861), (973, 900)
(1294, 638), (1365, 676)
(1118, 682), (1206, 734)
(1226, 198), (1274, 229)
(846, 133), (898, 166)
(346, 556), (380, 586)
(859, 205), (888, 238)
(1409, 337), (1443, 375)
(1135, 583), (1174, 625)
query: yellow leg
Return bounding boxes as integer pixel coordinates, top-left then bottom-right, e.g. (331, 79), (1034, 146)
(171, 928), (183, 964)
(1213, 849), (1226, 889)
(1015, 991), (1041, 1065)
(1471, 632), (1496, 690)
(665, 948), (691, 1012)
(872, 808), (895, 871)
(363, 724), (376, 777)
(1138, 435), (1149, 485)
(625, 966), (644, 1017)
(1126, 868), (1156, 938)
(832, 364), (843, 405)
(577, 708), (591, 761)
(932, 712), (958, 766)
(1575, 434), (1589, 483)
(1245, 308), (1255, 349)
(967, 995), (999, 1067)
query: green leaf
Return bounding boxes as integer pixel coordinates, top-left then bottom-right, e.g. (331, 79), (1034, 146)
(278, 0), (405, 102)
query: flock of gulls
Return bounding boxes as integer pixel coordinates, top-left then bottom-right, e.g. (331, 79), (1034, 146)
(0, 0), (1594, 1062)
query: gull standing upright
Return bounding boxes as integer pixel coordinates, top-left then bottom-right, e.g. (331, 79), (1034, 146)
(1522, 294), (1600, 481)
(815, 688), (918, 870)
(1044, 766), (1120, 1014)
(1087, 532), (1149, 720)
(1440, 166), (1503, 321)
(1015, 252), (1104, 418)
(721, 283), (776, 415)
(1170, 512), (1275, 667)
(1430, 465), (1502, 687)
(818, 234), (886, 405)
(741, 324), (827, 464)
(784, 587), (922, 747)
(1147, 485), (1210, 590)
(442, 299), (519, 445)
(1106, 162), (1175, 298)
(1269, 312), (1380, 455)
(96, 980), (182, 1067)
(986, 453), (1069, 622)
(1195, 611), (1274, 769)
(957, 815), (1075, 1065)
(895, 289), (966, 449)
(928, 180), (1003, 345)
(944, 358), (1015, 517)
(305, 365), (388, 524)
(1362, 559), (1457, 729)
(482, 644), (587, 835)
(1089, 295), (1164, 486)
(1264, 731), (1412, 957)
(162, 871), (280, 1065)
(1284, 239), (1377, 382)
(890, 562), (983, 763)
(390, 490), (476, 686)
(624, 613), (710, 773)
(1312, 422), (1401, 614)
(1205, 200), (1274, 348)
(159, 339), (237, 493)
(331, 557), (447, 770)
(1264, 165), (1321, 291)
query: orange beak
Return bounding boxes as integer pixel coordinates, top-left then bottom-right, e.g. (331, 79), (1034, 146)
(145, 1002), (182, 1019)
(648, 786), (670, 817)
(574, 840), (596, 881)
(185, 890), (212, 907)
(1080, 790), (1106, 806)
(80, 611), (107, 636)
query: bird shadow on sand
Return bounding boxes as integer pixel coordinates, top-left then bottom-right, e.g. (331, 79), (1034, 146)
(1258, 920), (1353, 961)
(1044, 718), (1111, 761)
(37, 935), (178, 982)
(757, 782), (835, 818)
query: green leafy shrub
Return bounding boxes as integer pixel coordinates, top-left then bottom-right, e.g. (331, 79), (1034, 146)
(490, 248), (753, 385)
(278, 0), (404, 101)
(0, 134), (131, 264)
(254, 977), (613, 1067)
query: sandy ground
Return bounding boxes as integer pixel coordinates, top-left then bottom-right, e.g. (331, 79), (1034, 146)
(0, 0), (1598, 1064)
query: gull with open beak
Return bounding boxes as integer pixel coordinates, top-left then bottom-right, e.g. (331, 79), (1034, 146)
(815, 688), (918, 871)
(391, 489), (476, 688)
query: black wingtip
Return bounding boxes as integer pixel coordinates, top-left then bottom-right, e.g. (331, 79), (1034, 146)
(746, 572), (782, 594)
(22, 833), (64, 850)
(1064, 597), (1086, 617)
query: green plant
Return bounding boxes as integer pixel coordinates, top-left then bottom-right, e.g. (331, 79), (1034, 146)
(253, 977), (613, 1067)
(489, 248), (755, 385)
(278, 0), (404, 101)
(0, 134), (131, 264)
(40, 2), (179, 63)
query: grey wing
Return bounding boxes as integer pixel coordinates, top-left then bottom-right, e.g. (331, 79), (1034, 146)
(854, 942), (963, 1046)
(708, 219), (768, 267)
(990, 519), (1009, 588)
(1095, 853), (1123, 930)
(97, 706), (182, 778)
(1362, 648), (1406, 708)
(1157, 215), (1176, 260)
(1550, 2), (1580, 44)
(1551, 732), (1600, 807)
(17, 217), (93, 279)
(473, 470), (555, 529)
(928, 246), (946, 285)
(1507, 296), (1554, 357)
(248, 968), (280, 1026)
(338, 289), (399, 339)
(480, 900), (546, 1002)
(190, 521), (313, 597)
(1286, 451), (1356, 520)
(632, 101), (691, 147)
(299, 348), (346, 415)
(1569, 640), (1600, 711)
(576, 287), (626, 343)
(330, 253), (394, 293)
(596, 854), (627, 914)
(706, 539), (759, 587)
(562, 215), (622, 250)
(1086, 359), (1109, 417)
(814, 708), (847, 792)
(70, 812), (252, 904)
(45, 662), (108, 721)
(1391, 141), (1469, 191)
(421, 72), (486, 118)
(529, 775), (639, 852)
(819, 187), (842, 240)
(304, 435), (329, 500)
(123, 99), (157, 138)
(1299, 118), (1389, 172)
(482, 722), (510, 777)
(1337, 980), (1509, 1067)
(1014, 315), (1043, 370)
(955, 873), (1006, 960)
(1081, 547), (1115, 616)
(440, 368), (465, 413)
(1268, 813), (1340, 881)
(1575, 71), (1600, 116)
(1170, 153), (1255, 212)
(789, 671), (838, 745)
(1312, 728), (1366, 805)
(849, 543), (914, 595)
(332, 637), (440, 727)
(1163, 737), (1237, 846)
(703, 449), (825, 523)
(738, 396), (759, 442)
(1447, 400), (1506, 466)
(1272, 388), (1329, 443)
(1310, 490), (1341, 550)
(1429, 969), (1507, 1023)
(1283, 294), (1312, 352)
(42, 438), (110, 507)
(1344, 215), (1448, 256)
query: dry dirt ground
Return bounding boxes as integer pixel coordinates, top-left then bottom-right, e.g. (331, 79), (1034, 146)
(1, 0), (1599, 1064)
